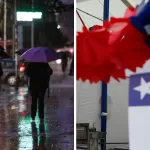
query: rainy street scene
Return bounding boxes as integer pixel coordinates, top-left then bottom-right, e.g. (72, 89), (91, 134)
(0, 0), (74, 149)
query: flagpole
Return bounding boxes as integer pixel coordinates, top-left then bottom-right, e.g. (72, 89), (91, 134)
(101, 0), (109, 150)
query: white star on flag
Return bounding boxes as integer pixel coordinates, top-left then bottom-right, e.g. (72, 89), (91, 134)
(134, 77), (150, 100)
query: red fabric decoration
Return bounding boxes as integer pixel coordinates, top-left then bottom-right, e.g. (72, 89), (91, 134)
(77, 25), (111, 67)
(124, 6), (136, 18)
(77, 7), (150, 83)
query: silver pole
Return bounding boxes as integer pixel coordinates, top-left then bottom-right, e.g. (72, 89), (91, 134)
(18, 24), (23, 50)
(14, 0), (18, 89)
(31, 0), (34, 47)
(12, 24), (15, 58)
(4, 0), (7, 51)
(14, 0), (18, 62)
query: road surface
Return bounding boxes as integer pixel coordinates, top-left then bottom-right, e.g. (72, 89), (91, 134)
(0, 75), (74, 150)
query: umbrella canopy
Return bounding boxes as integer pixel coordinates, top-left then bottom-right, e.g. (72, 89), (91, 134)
(21, 47), (59, 62)
(15, 48), (28, 55)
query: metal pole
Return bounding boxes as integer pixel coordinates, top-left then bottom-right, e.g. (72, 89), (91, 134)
(101, 0), (109, 150)
(18, 24), (23, 50)
(4, 0), (7, 51)
(12, 24), (15, 58)
(31, 0), (34, 47)
(14, 0), (18, 90)
(121, 0), (133, 7)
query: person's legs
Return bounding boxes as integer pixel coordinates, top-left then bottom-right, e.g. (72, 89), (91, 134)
(30, 88), (38, 120)
(62, 59), (68, 74)
(47, 76), (50, 98)
(69, 58), (74, 76)
(62, 62), (65, 73)
(38, 88), (47, 120)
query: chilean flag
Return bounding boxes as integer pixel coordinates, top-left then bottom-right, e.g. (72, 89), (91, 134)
(129, 72), (150, 150)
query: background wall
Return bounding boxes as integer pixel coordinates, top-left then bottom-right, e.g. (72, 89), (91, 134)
(77, 79), (129, 149)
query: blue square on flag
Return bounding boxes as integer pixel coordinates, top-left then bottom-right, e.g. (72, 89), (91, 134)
(129, 73), (150, 107)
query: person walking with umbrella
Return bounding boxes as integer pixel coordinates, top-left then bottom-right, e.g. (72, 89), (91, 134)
(26, 62), (53, 122)
(21, 47), (58, 122)
(61, 51), (69, 75)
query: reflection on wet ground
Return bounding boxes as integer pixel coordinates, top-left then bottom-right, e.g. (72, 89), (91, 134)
(0, 75), (74, 150)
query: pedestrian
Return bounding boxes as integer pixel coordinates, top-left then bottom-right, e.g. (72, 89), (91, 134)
(26, 62), (53, 123)
(69, 57), (74, 76)
(61, 52), (68, 75)
(0, 62), (3, 90)
(69, 57), (74, 101)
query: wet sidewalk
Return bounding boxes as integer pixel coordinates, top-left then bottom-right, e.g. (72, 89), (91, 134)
(0, 75), (74, 150)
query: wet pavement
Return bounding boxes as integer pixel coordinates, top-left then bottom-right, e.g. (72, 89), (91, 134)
(0, 75), (74, 150)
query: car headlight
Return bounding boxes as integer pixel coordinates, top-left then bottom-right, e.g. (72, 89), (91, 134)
(56, 59), (62, 64)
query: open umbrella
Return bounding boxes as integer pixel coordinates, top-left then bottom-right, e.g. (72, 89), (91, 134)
(21, 47), (59, 62)
(15, 48), (28, 55)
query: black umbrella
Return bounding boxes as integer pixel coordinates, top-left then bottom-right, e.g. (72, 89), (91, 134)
(0, 46), (11, 59)
(15, 48), (28, 55)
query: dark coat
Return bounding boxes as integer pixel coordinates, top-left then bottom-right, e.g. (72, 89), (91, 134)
(26, 62), (53, 90)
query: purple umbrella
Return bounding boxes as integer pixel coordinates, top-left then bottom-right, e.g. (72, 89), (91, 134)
(21, 47), (58, 62)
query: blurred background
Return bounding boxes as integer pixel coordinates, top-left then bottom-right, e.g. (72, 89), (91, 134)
(0, 0), (74, 56)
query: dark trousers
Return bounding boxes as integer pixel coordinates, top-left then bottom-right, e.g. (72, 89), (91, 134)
(30, 87), (47, 119)
(61, 60), (68, 72)
(69, 59), (74, 76)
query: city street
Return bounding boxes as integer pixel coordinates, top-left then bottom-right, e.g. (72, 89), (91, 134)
(0, 74), (74, 150)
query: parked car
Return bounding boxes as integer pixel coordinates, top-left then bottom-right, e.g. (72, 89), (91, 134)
(0, 59), (27, 86)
